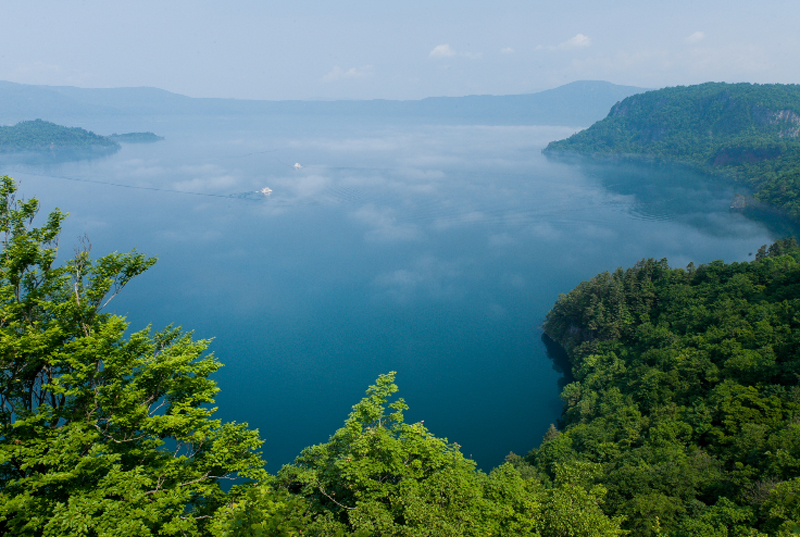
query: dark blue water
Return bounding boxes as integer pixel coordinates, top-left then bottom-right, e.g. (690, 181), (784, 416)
(4, 117), (778, 472)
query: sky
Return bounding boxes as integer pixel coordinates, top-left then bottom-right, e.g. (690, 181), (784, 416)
(1, 0), (798, 101)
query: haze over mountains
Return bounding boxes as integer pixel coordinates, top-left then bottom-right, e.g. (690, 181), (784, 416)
(0, 80), (645, 127)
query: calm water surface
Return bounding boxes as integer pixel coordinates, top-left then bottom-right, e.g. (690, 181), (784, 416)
(4, 116), (780, 472)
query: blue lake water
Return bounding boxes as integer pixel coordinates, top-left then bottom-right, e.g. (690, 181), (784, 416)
(3, 116), (782, 472)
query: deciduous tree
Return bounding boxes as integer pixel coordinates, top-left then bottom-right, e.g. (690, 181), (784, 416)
(0, 176), (266, 536)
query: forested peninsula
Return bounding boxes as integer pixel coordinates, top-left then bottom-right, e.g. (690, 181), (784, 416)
(0, 119), (161, 155)
(544, 83), (800, 218)
(522, 238), (800, 536)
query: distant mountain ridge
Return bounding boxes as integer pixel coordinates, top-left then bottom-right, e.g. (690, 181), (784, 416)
(544, 82), (800, 218)
(0, 80), (645, 127)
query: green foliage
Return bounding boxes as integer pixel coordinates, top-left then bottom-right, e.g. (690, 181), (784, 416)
(0, 176), (266, 536)
(209, 483), (312, 537)
(275, 372), (496, 535)
(544, 82), (800, 218)
(265, 372), (623, 536)
(0, 119), (120, 153)
(538, 238), (800, 536)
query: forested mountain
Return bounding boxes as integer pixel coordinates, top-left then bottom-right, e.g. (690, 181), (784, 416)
(528, 238), (800, 536)
(544, 83), (800, 218)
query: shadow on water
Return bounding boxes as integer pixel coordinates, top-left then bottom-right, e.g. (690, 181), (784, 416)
(541, 333), (575, 390)
(741, 204), (800, 242)
(0, 146), (120, 166)
(541, 333), (574, 431)
(556, 155), (800, 240)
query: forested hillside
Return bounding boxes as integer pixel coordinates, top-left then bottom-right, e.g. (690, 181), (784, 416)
(529, 238), (800, 536)
(0, 119), (120, 153)
(544, 83), (800, 218)
(0, 119), (162, 157)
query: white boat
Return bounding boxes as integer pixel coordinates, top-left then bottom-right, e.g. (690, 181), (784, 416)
(293, 163), (303, 170)
(260, 187), (272, 195)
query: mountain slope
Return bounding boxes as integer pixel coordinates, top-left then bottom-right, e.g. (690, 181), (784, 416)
(544, 82), (800, 217)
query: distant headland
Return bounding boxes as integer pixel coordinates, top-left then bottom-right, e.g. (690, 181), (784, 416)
(0, 118), (162, 157)
(544, 82), (800, 218)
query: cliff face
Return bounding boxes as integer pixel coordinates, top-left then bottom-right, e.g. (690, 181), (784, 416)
(770, 109), (800, 137)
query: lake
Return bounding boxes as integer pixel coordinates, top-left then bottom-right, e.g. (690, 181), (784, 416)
(2, 115), (781, 472)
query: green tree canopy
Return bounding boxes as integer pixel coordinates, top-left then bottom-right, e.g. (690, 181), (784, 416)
(530, 238), (800, 536)
(0, 176), (266, 536)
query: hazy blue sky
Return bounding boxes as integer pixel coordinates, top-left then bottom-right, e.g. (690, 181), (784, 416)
(2, 0), (798, 100)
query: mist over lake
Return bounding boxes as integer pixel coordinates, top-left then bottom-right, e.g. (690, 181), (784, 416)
(3, 115), (780, 472)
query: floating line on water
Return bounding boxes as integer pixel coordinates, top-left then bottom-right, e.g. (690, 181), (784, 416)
(8, 170), (264, 201)
(8, 169), (658, 228)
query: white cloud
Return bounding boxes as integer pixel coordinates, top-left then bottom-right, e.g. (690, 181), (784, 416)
(427, 44), (482, 60)
(322, 65), (372, 82)
(537, 34), (592, 52)
(372, 255), (466, 302)
(489, 232), (516, 247)
(112, 158), (165, 179)
(351, 204), (420, 242)
(172, 174), (238, 192)
(168, 163), (241, 192)
(273, 173), (330, 198)
(501, 47), (514, 54)
(429, 44), (456, 58)
(558, 34), (592, 50)
(433, 210), (485, 230)
(685, 31), (706, 44)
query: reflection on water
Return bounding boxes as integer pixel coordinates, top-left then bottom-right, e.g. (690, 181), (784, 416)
(2, 118), (782, 472)
(0, 145), (120, 166)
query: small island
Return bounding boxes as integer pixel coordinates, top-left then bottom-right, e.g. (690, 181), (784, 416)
(108, 132), (164, 143)
(544, 82), (800, 219)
